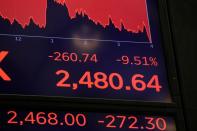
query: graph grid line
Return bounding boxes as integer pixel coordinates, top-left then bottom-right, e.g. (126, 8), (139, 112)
(0, 34), (152, 44)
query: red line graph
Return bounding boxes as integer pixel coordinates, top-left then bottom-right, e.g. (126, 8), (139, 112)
(0, 0), (151, 42)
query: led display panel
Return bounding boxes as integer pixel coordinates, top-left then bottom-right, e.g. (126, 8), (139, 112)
(0, 109), (177, 131)
(0, 0), (171, 102)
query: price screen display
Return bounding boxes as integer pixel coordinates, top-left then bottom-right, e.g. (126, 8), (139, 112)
(0, 109), (176, 131)
(0, 0), (172, 102)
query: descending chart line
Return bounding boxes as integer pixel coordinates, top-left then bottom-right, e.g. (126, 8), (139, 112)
(0, 0), (152, 43)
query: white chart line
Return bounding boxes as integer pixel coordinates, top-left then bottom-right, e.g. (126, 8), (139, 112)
(0, 34), (152, 44)
(145, 0), (153, 43)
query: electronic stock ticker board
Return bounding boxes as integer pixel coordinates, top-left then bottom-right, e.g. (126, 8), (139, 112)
(0, 0), (177, 130)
